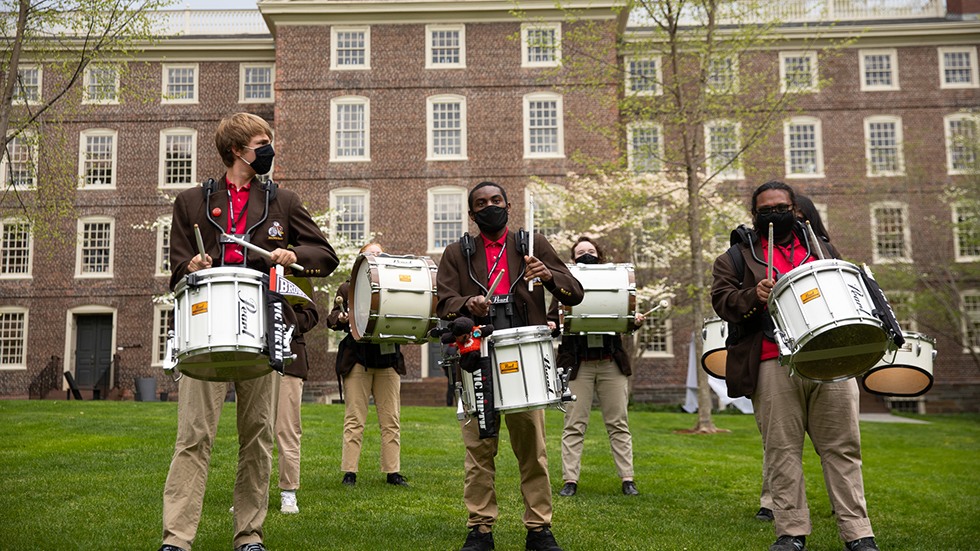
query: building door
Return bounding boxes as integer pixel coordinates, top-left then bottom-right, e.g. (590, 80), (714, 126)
(75, 314), (113, 389)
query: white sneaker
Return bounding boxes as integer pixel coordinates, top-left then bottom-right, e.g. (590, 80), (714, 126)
(280, 491), (298, 514)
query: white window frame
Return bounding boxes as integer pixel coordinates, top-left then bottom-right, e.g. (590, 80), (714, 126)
(523, 92), (564, 159)
(859, 48), (900, 92)
(0, 307), (29, 370)
(953, 203), (980, 263)
(521, 22), (561, 68)
(1, 131), (38, 190)
(329, 187), (371, 244)
(155, 216), (171, 277)
(77, 129), (118, 189)
(152, 303), (173, 367)
(13, 65), (41, 105)
(870, 201), (912, 264)
(938, 46), (979, 90)
(82, 64), (119, 105)
(239, 62), (275, 103)
(75, 216), (115, 278)
(783, 116), (825, 178)
(427, 185), (467, 254)
(427, 94), (468, 161)
(425, 24), (466, 69)
(961, 290), (980, 353)
(330, 96), (370, 162)
(779, 51), (818, 93)
(161, 63), (199, 104)
(864, 115), (905, 177)
(331, 26), (371, 70)
(640, 314), (673, 358)
(706, 55), (739, 94)
(625, 55), (662, 96)
(158, 128), (197, 189)
(945, 113), (978, 175)
(0, 217), (33, 279)
(627, 122), (664, 173)
(705, 119), (744, 180)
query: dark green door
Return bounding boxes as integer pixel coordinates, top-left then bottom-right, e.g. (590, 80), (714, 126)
(75, 315), (112, 388)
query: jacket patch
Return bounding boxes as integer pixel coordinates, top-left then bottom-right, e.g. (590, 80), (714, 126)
(268, 221), (285, 240)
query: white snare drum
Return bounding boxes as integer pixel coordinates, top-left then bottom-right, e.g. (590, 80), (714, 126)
(769, 260), (890, 383)
(862, 332), (936, 397)
(701, 317), (728, 380)
(350, 253), (438, 344)
(170, 267), (271, 382)
(562, 263), (636, 334)
(489, 325), (562, 413)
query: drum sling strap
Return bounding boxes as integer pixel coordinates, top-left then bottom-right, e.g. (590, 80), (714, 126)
(265, 289), (292, 374)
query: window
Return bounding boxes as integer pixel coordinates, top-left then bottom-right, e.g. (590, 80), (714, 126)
(156, 217), (171, 276)
(523, 92), (564, 159)
(428, 186), (466, 253)
(871, 202), (911, 263)
(1, 132), (37, 189)
(953, 203), (980, 262)
(13, 65), (40, 104)
(76, 217), (114, 277)
(945, 113), (978, 175)
(0, 308), (28, 369)
(864, 116), (904, 176)
(628, 122), (663, 173)
(639, 309), (672, 357)
(1, 218), (32, 278)
(159, 128), (197, 188)
(331, 27), (370, 70)
(521, 22), (561, 68)
(939, 46), (978, 89)
(330, 188), (370, 244)
(162, 64), (198, 103)
(78, 129), (117, 188)
(962, 291), (980, 351)
(779, 51), (818, 93)
(526, 189), (563, 243)
(83, 65), (119, 104)
(240, 63), (274, 103)
(625, 56), (661, 96)
(426, 24), (465, 69)
(330, 97), (370, 162)
(860, 49), (899, 91)
(706, 55), (738, 94)
(152, 303), (172, 366)
(705, 120), (743, 180)
(784, 117), (824, 177)
(427, 95), (467, 160)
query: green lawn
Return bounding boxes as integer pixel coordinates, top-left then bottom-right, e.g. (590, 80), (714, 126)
(0, 401), (977, 550)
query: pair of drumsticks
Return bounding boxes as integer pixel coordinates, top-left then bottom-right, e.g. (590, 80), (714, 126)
(765, 221), (825, 281)
(193, 224), (306, 272)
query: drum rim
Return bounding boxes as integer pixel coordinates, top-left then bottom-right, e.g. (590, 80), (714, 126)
(900, 331), (936, 345)
(174, 266), (267, 292)
(770, 258), (861, 295)
(861, 364), (935, 397)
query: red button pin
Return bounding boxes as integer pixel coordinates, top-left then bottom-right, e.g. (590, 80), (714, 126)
(212, 208), (222, 217)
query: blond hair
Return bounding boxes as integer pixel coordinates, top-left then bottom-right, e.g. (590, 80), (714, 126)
(215, 113), (274, 167)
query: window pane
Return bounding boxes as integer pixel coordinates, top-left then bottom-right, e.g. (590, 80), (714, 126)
(84, 134), (114, 186)
(708, 57), (735, 91)
(864, 54), (893, 87)
(709, 124), (739, 176)
(631, 126), (660, 173)
(14, 68), (39, 102)
(526, 29), (556, 63)
(874, 207), (906, 259)
(431, 101), (462, 156)
(430, 30), (460, 65)
(335, 103), (366, 158)
(956, 206), (980, 258)
(81, 222), (112, 273)
(629, 59), (658, 94)
(1, 221), (31, 275)
(964, 294), (980, 349)
(949, 118), (977, 172)
(336, 31), (366, 66)
(159, 222), (171, 274)
(0, 311), (26, 365)
(432, 193), (463, 249)
(87, 67), (117, 102)
(156, 307), (171, 363)
(166, 67), (196, 99)
(244, 66), (273, 100)
(788, 123), (818, 174)
(868, 121), (899, 173)
(784, 55), (813, 90)
(165, 133), (194, 186)
(528, 100), (558, 154)
(335, 194), (366, 243)
(944, 51), (974, 85)
(4, 135), (35, 188)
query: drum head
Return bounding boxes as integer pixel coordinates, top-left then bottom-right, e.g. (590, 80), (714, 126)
(701, 350), (727, 380)
(861, 365), (934, 397)
(791, 324), (887, 382)
(177, 351), (271, 382)
(349, 254), (377, 341)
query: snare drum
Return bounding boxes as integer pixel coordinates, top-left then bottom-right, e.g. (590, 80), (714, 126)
(171, 267), (271, 381)
(861, 332), (936, 397)
(489, 325), (562, 413)
(769, 259), (890, 383)
(562, 263), (636, 334)
(349, 253), (438, 343)
(701, 317), (728, 380)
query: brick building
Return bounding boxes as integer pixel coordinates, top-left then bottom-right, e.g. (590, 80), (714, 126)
(1, 0), (978, 412)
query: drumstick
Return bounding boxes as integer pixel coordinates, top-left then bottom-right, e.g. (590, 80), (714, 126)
(193, 224), (206, 261)
(767, 222), (774, 281)
(334, 294), (347, 314)
(640, 300), (670, 318)
(527, 193), (535, 291)
(485, 269), (505, 301)
(221, 233), (305, 272)
(806, 220), (825, 260)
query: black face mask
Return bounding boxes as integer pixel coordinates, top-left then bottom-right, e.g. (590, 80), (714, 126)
(575, 253), (600, 265)
(473, 205), (508, 235)
(245, 144), (275, 175)
(756, 211), (796, 241)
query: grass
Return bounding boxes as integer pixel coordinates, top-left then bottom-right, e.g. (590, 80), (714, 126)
(0, 401), (977, 550)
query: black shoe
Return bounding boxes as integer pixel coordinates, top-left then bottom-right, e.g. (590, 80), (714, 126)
(845, 537), (880, 551)
(622, 480), (639, 495)
(460, 527), (494, 551)
(526, 528), (563, 551)
(756, 507), (775, 521)
(558, 482), (577, 497)
(770, 535), (806, 551)
(159, 546), (186, 551)
(342, 472), (356, 486)
(386, 472), (409, 486)
(235, 544), (267, 551)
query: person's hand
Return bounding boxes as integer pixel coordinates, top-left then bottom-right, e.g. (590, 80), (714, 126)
(756, 278), (775, 303)
(270, 248), (297, 267)
(547, 321), (557, 331)
(338, 312), (349, 324)
(524, 255), (553, 282)
(634, 313), (646, 327)
(466, 295), (490, 317)
(188, 253), (212, 273)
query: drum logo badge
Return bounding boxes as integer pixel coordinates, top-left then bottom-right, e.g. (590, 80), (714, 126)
(192, 301), (208, 316)
(800, 288), (820, 304)
(399, 274), (412, 282)
(268, 221), (284, 241)
(239, 291), (258, 338)
(499, 360), (520, 374)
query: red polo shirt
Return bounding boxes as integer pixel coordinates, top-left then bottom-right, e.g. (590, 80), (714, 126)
(481, 229), (511, 295)
(224, 179), (250, 265)
(760, 233), (812, 361)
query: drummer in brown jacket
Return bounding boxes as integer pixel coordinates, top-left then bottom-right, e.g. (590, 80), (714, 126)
(436, 181), (584, 551)
(710, 181), (880, 551)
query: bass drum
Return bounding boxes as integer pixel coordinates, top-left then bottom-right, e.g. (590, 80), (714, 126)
(349, 253), (438, 343)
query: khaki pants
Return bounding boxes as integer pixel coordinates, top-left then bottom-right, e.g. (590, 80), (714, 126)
(462, 408), (552, 530)
(162, 372), (279, 551)
(341, 364), (402, 473)
(275, 374), (304, 490)
(561, 359), (634, 482)
(752, 359), (873, 542)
